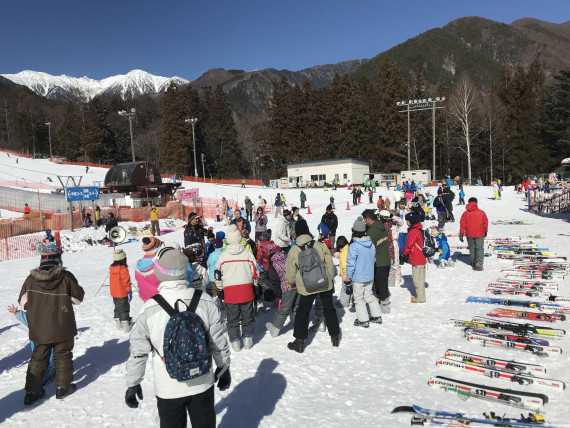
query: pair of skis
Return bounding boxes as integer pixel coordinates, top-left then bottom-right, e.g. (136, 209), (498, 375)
(488, 280), (558, 292)
(392, 404), (551, 427)
(464, 329), (562, 357)
(466, 296), (565, 310)
(449, 317), (566, 338)
(487, 287), (570, 303)
(487, 308), (566, 322)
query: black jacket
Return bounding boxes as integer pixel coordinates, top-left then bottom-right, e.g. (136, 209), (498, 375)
(320, 212), (338, 235)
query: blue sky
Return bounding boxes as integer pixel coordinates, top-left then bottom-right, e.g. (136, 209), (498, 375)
(2, 0), (569, 81)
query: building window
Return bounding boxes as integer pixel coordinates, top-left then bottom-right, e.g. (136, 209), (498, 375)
(319, 174), (326, 181)
(343, 174), (348, 179)
(310, 175), (318, 182)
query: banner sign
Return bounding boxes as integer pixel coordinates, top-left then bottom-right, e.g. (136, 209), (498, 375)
(66, 186), (100, 201)
(177, 188), (199, 200)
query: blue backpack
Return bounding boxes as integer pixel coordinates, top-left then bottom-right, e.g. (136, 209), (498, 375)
(152, 290), (212, 381)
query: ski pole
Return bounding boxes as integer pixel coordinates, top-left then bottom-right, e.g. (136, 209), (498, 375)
(95, 272), (110, 297)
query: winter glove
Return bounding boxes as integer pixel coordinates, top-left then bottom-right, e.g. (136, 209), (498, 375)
(127, 291), (132, 303)
(215, 366), (231, 391)
(125, 384), (143, 408)
(459, 234), (464, 243)
(484, 232), (487, 238)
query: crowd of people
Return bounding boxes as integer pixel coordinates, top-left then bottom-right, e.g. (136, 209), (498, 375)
(10, 179), (490, 427)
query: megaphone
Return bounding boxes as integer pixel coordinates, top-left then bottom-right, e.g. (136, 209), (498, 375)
(108, 226), (126, 244)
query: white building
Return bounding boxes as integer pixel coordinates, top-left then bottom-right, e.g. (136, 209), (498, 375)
(285, 158), (370, 188)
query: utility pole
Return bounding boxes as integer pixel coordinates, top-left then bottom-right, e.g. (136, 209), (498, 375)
(46, 121), (53, 159)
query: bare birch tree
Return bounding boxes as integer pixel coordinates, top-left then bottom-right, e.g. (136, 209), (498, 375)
(450, 73), (480, 182)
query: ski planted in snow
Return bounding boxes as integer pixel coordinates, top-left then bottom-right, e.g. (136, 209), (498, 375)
(436, 358), (565, 390)
(428, 376), (548, 411)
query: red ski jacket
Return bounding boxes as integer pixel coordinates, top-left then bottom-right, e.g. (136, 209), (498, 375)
(459, 202), (488, 238)
(402, 223), (427, 266)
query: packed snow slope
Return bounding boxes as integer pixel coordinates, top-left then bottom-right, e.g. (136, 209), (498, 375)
(1, 173), (570, 426)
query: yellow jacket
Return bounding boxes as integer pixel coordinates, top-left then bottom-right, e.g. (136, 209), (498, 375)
(339, 244), (349, 275)
(148, 207), (160, 221)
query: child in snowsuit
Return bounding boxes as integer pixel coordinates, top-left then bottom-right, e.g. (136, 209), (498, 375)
(7, 304), (55, 385)
(430, 226), (454, 268)
(345, 217), (382, 327)
(334, 236), (353, 308)
(216, 225), (258, 351)
(318, 223), (332, 251)
(214, 205), (221, 222)
(110, 249), (133, 332)
(135, 237), (162, 302)
(458, 189), (465, 205)
(266, 244), (298, 337)
(329, 194), (335, 210)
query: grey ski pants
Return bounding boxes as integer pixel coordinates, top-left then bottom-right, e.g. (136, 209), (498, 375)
(353, 281), (382, 322)
(467, 237), (485, 267)
(271, 289), (298, 329)
(225, 301), (255, 341)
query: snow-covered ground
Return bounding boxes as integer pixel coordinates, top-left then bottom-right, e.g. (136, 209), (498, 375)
(1, 158), (570, 427)
(0, 209), (24, 219)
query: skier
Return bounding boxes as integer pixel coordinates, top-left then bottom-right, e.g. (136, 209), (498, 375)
(459, 197), (488, 271)
(19, 242), (85, 404)
(85, 166), (89, 173)
(458, 189), (465, 205)
(110, 249), (133, 332)
(345, 216), (383, 328)
(402, 211), (427, 303)
(216, 225), (258, 351)
(124, 244), (231, 427)
(285, 219), (340, 353)
(430, 226), (454, 269)
(241, 178), (246, 188)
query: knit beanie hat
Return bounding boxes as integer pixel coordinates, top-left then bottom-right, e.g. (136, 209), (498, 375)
(226, 225), (242, 245)
(437, 188), (443, 195)
(216, 231), (225, 239)
(295, 219), (311, 237)
(352, 216), (366, 233)
(468, 197), (477, 203)
(40, 241), (62, 267)
(405, 211), (421, 225)
(113, 249), (126, 261)
(142, 236), (162, 252)
(153, 244), (188, 283)
(318, 222), (329, 237)
(260, 229), (272, 242)
(326, 204), (333, 211)
(213, 237), (224, 248)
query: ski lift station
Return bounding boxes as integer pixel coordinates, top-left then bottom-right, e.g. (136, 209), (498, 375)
(284, 158), (370, 187)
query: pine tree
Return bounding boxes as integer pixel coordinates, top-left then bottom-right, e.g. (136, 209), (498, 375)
(81, 97), (111, 161)
(159, 84), (190, 174)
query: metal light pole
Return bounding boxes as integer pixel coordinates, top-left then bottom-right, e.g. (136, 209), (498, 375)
(397, 97), (445, 180)
(185, 118), (198, 177)
(118, 108), (136, 162)
(45, 121), (52, 159)
(201, 153), (206, 178)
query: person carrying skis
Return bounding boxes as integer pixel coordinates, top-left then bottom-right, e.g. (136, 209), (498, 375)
(124, 244), (231, 427)
(402, 211), (427, 303)
(459, 197), (488, 271)
(19, 242), (85, 404)
(345, 216), (383, 328)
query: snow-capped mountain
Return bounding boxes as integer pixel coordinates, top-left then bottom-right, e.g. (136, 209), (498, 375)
(0, 69), (189, 100)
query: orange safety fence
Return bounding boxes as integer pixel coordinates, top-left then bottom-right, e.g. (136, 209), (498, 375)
(0, 232), (46, 262)
(0, 149), (33, 158)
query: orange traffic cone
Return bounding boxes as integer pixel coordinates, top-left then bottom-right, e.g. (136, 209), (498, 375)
(307, 205), (312, 214)
(346, 201), (351, 210)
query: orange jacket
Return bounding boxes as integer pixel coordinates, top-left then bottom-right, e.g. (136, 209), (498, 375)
(109, 265), (132, 298)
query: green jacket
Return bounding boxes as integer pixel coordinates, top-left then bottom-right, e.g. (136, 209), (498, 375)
(285, 234), (334, 296)
(366, 220), (390, 267)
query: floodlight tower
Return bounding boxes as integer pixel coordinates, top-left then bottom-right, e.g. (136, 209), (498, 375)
(185, 118), (198, 177)
(118, 108), (137, 162)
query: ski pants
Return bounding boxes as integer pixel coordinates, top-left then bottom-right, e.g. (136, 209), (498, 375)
(274, 206), (282, 218)
(373, 265), (391, 301)
(151, 220), (161, 236)
(467, 237), (485, 267)
(26, 339), (74, 392)
(437, 211), (447, 230)
(301, 201), (305, 208)
(271, 289), (298, 330)
(412, 265), (426, 301)
(246, 209), (252, 222)
(157, 385), (216, 428)
(225, 301), (255, 341)
(353, 281), (382, 322)
(113, 297), (131, 321)
(293, 289), (340, 340)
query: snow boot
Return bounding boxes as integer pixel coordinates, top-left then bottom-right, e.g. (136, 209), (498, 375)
(56, 383), (77, 399)
(287, 338), (304, 353)
(369, 316), (383, 324)
(438, 259), (447, 269)
(230, 339), (242, 352)
(331, 335), (340, 347)
(24, 389), (45, 405)
(121, 320), (132, 333)
(242, 335), (253, 350)
(266, 322), (281, 338)
(353, 319), (370, 328)
(447, 259), (455, 268)
(476, 263), (484, 271)
(380, 298), (391, 314)
(411, 296), (426, 303)
(114, 318), (122, 330)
